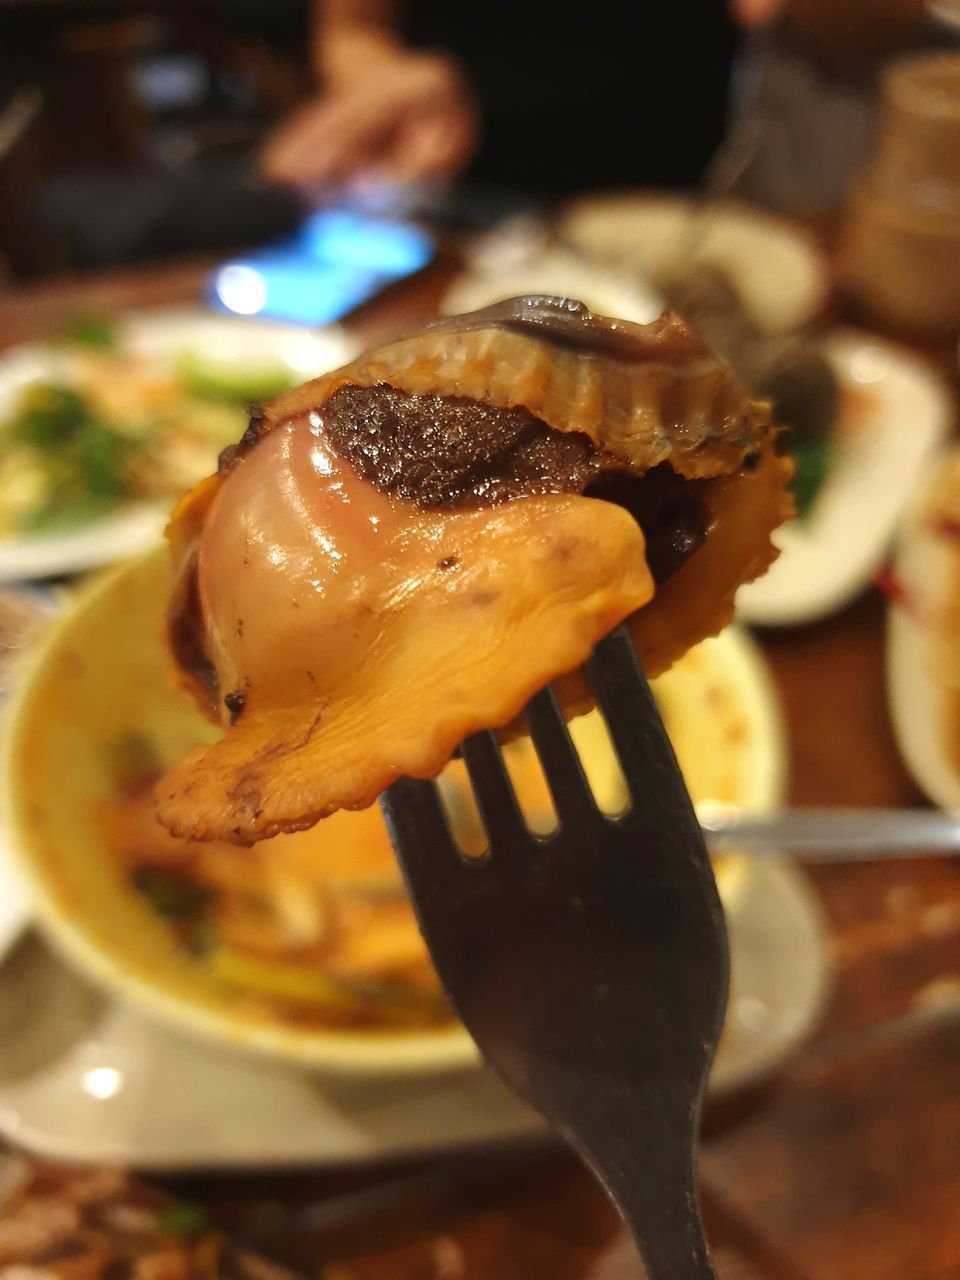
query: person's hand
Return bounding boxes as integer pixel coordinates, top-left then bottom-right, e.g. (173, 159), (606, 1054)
(731, 0), (926, 59)
(261, 44), (479, 194)
(730, 0), (783, 27)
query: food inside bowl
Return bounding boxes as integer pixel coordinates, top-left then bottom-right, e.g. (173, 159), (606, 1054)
(3, 537), (776, 1054)
(99, 735), (452, 1031)
(156, 297), (792, 844)
(87, 654), (758, 1037)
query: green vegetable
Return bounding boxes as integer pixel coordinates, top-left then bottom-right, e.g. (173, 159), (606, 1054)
(209, 948), (449, 1019)
(210, 949), (362, 1009)
(63, 314), (118, 349)
(790, 436), (831, 520)
(131, 867), (212, 920)
(21, 492), (118, 533)
(177, 353), (295, 404)
(12, 384), (88, 449)
(8, 381), (132, 529)
(158, 1203), (209, 1235)
(183, 918), (220, 957)
(75, 421), (129, 497)
(110, 731), (162, 786)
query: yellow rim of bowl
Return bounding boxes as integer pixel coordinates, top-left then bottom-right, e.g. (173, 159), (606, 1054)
(1, 550), (480, 1077)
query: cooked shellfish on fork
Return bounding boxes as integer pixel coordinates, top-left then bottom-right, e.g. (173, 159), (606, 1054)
(157, 297), (792, 844)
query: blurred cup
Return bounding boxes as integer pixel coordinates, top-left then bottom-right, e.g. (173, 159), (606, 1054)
(872, 54), (960, 205)
(841, 181), (960, 337)
(839, 52), (960, 340)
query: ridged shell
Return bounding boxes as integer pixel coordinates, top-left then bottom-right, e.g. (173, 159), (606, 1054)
(238, 301), (769, 481)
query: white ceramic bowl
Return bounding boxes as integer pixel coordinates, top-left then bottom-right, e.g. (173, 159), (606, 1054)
(557, 193), (829, 334)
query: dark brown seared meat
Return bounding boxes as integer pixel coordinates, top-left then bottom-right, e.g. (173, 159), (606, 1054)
(322, 385), (619, 507)
(322, 385), (709, 582)
(169, 557), (220, 716)
(585, 467), (709, 584)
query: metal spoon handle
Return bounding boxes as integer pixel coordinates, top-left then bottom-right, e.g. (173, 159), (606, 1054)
(701, 807), (960, 858)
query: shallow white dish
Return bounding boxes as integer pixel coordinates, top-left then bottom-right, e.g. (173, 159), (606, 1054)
(0, 613), (830, 1167)
(0, 311), (355, 583)
(0, 833), (29, 961)
(557, 194), (829, 334)
(887, 446), (960, 811)
(736, 329), (953, 627)
(0, 857), (827, 1171)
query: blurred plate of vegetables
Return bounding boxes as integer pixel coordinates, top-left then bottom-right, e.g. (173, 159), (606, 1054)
(736, 330), (952, 626)
(0, 310), (355, 583)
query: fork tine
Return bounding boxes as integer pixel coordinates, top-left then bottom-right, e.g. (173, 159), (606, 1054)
(525, 687), (598, 824)
(379, 776), (467, 896)
(587, 627), (695, 815)
(460, 731), (531, 850)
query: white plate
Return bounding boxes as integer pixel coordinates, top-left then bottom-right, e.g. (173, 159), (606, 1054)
(887, 447), (960, 811)
(0, 311), (356, 583)
(736, 329), (953, 627)
(557, 194), (829, 333)
(0, 858), (827, 1171)
(0, 838), (29, 961)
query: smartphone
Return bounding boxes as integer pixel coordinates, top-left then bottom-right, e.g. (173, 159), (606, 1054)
(209, 208), (436, 327)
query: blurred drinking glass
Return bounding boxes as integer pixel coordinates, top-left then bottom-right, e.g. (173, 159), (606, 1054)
(839, 52), (960, 340)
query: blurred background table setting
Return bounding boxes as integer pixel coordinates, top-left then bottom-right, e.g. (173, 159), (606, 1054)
(0, 0), (959, 1277)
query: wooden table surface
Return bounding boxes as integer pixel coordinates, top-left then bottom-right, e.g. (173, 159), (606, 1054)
(0, 255), (958, 1280)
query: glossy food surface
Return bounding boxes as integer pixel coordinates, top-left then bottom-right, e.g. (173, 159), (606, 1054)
(158, 299), (791, 843)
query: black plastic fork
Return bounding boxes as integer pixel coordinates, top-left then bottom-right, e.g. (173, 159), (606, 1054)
(380, 626), (728, 1279)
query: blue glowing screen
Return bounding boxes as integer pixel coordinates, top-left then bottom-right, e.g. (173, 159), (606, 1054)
(210, 210), (436, 326)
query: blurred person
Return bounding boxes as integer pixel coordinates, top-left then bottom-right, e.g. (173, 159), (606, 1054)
(733, 0), (930, 69)
(729, 0), (939, 212)
(261, 0), (740, 200)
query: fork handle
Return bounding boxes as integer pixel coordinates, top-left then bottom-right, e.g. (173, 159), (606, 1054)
(611, 1176), (715, 1279)
(583, 1135), (716, 1280)
(702, 806), (960, 857)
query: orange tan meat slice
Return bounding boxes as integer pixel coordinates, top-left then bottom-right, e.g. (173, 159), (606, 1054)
(158, 423), (652, 842)
(157, 298), (792, 843)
